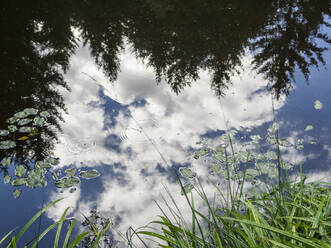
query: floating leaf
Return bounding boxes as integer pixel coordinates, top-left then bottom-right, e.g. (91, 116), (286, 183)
(213, 150), (226, 162)
(181, 183), (194, 195)
(18, 136), (29, 141)
(33, 116), (46, 127)
(13, 189), (21, 199)
(79, 169), (100, 179)
(245, 169), (260, 179)
(279, 139), (292, 147)
(193, 148), (210, 159)
(8, 125), (17, 132)
(26, 169), (47, 188)
(14, 111), (28, 119)
(250, 135), (261, 142)
(39, 111), (50, 118)
(7, 117), (20, 124)
(65, 168), (76, 177)
(280, 161), (293, 170)
(23, 108), (38, 115)
(35, 161), (52, 169)
(44, 157), (59, 165)
(11, 178), (27, 186)
(1, 157), (11, 166)
(296, 139), (304, 150)
(0, 129), (10, 136)
(314, 100), (323, 110)
(69, 187), (76, 193)
(210, 163), (224, 175)
(55, 177), (80, 188)
(305, 125), (313, 131)
(0, 140), (16, 149)
(255, 162), (276, 173)
(264, 151), (278, 160)
(266, 136), (277, 145)
(19, 126), (33, 133)
(4, 175), (11, 184)
(17, 118), (32, 126)
(15, 165), (27, 177)
(267, 123), (279, 133)
(179, 167), (196, 179)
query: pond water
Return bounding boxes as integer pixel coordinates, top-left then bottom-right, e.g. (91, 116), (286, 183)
(0, 1), (331, 247)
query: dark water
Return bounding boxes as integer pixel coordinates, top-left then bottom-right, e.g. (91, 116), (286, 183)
(0, 1), (331, 246)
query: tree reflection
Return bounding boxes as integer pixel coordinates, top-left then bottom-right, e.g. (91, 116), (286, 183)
(0, 0), (330, 178)
(0, 0), (75, 172)
(74, 0), (330, 97)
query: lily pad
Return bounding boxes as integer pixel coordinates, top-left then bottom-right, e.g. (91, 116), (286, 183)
(14, 111), (28, 119)
(15, 165), (27, 177)
(18, 118), (32, 126)
(13, 189), (21, 199)
(26, 169), (47, 188)
(8, 125), (18, 132)
(210, 163), (224, 175)
(44, 157), (59, 165)
(35, 161), (52, 169)
(314, 100), (323, 110)
(179, 167), (197, 179)
(181, 183), (194, 195)
(267, 123), (279, 133)
(279, 139), (292, 147)
(19, 127), (33, 133)
(79, 169), (100, 179)
(11, 178), (27, 186)
(7, 117), (20, 124)
(55, 177), (80, 188)
(39, 111), (50, 118)
(193, 148), (210, 159)
(23, 108), (38, 115)
(0, 140), (16, 150)
(245, 169), (260, 179)
(0, 129), (10, 136)
(33, 116), (46, 127)
(1, 157), (11, 166)
(4, 175), (11, 184)
(305, 125), (313, 131)
(65, 168), (76, 177)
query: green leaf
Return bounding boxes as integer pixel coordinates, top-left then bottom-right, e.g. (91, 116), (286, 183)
(79, 170), (100, 179)
(13, 189), (21, 199)
(15, 199), (64, 242)
(0, 140), (16, 150)
(23, 108), (38, 116)
(0, 129), (10, 137)
(11, 178), (27, 186)
(314, 100), (323, 110)
(55, 177), (80, 188)
(65, 168), (76, 177)
(17, 118), (32, 126)
(179, 167), (197, 179)
(4, 175), (11, 184)
(15, 165), (27, 177)
(1, 157), (11, 166)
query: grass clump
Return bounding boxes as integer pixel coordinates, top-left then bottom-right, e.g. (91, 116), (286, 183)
(137, 123), (331, 247)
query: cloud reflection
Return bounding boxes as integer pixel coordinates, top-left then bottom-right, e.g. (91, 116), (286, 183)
(47, 43), (292, 244)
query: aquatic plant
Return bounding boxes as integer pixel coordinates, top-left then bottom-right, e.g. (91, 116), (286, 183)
(0, 108), (101, 198)
(0, 199), (111, 248)
(135, 114), (330, 247)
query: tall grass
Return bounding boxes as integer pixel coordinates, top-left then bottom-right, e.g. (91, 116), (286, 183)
(0, 198), (111, 248)
(136, 125), (331, 247)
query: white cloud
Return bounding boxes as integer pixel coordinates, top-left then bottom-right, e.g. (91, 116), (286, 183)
(46, 42), (293, 245)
